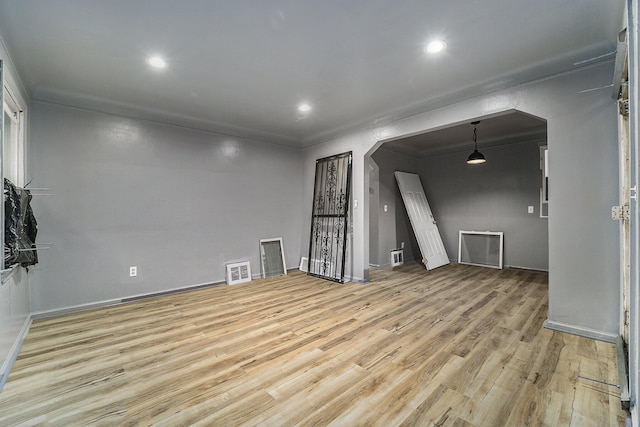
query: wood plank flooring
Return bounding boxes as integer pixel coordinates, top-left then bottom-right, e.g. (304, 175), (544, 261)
(0, 263), (629, 426)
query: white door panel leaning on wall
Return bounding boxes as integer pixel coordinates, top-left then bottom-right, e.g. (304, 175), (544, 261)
(394, 171), (449, 270)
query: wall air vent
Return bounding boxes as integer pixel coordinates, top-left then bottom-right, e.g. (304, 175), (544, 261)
(390, 249), (404, 267)
(226, 261), (252, 285)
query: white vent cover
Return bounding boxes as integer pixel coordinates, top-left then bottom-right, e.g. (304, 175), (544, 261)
(390, 249), (404, 267)
(299, 257), (324, 273)
(226, 261), (252, 285)
(299, 257), (309, 272)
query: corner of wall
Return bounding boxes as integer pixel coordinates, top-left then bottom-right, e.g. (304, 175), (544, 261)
(544, 319), (618, 343)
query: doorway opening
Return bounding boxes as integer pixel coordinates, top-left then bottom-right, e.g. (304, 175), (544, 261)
(367, 111), (548, 272)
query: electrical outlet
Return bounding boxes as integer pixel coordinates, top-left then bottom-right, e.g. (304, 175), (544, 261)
(129, 266), (137, 277)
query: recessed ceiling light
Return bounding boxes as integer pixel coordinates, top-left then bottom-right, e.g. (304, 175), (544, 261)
(424, 40), (447, 54)
(298, 103), (312, 113)
(147, 56), (167, 69)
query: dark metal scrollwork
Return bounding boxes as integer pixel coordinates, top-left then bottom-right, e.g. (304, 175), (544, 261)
(307, 152), (352, 283)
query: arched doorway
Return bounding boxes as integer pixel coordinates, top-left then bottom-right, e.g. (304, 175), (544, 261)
(366, 111), (548, 272)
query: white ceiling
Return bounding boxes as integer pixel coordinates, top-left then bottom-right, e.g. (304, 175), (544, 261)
(0, 1), (625, 148)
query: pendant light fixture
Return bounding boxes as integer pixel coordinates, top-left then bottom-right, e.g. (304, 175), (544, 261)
(467, 121), (486, 164)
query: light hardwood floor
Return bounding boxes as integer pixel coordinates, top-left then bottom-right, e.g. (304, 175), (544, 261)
(0, 263), (629, 426)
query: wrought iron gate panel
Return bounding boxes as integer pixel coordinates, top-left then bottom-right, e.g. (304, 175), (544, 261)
(308, 151), (352, 283)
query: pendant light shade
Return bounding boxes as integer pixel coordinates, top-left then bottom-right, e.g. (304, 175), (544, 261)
(466, 149), (486, 164)
(467, 121), (486, 165)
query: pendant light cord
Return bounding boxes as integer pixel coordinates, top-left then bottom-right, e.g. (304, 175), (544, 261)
(473, 125), (478, 150)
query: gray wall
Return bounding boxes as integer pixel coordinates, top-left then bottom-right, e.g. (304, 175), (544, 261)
(370, 148), (420, 266)
(420, 140), (549, 270)
(29, 101), (304, 312)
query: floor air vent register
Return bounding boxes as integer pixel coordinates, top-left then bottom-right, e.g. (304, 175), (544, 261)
(225, 261), (252, 285)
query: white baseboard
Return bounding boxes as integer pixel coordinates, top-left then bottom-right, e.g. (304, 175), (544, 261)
(0, 314), (32, 391)
(544, 320), (618, 343)
(33, 280), (226, 320)
(369, 261), (392, 268)
(505, 264), (549, 272)
(32, 298), (123, 320)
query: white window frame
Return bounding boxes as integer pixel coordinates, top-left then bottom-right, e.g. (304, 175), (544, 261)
(259, 237), (287, 278)
(3, 85), (25, 187)
(1, 73), (28, 275)
(458, 230), (504, 269)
